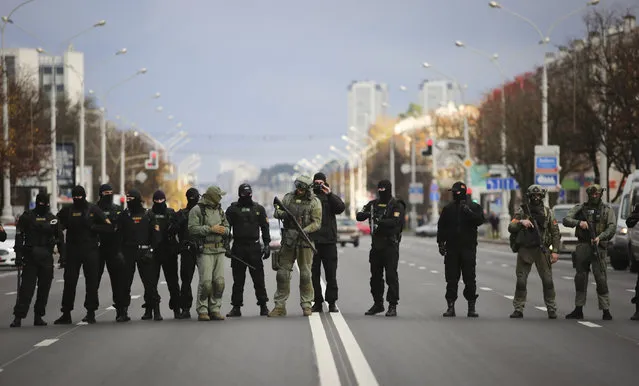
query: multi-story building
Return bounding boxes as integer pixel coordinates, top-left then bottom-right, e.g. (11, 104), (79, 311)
(347, 81), (388, 148)
(418, 79), (460, 113)
(1, 46), (84, 105)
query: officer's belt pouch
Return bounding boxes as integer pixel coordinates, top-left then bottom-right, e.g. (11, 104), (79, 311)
(271, 250), (280, 271)
(281, 229), (298, 249)
(141, 249), (154, 262)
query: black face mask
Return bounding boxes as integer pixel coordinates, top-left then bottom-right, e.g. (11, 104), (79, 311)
(529, 194), (543, 207)
(127, 198), (142, 212)
(238, 196), (252, 206)
(187, 198), (198, 209)
(35, 203), (49, 216)
(99, 194), (114, 207)
(73, 198), (86, 208)
(152, 202), (167, 213)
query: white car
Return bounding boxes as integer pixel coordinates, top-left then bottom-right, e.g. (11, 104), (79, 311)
(552, 204), (578, 253)
(268, 218), (282, 252)
(0, 225), (17, 267)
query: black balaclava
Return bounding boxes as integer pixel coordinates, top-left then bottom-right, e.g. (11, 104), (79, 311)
(377, 180), (392, 203)
(98, 184), (114, 208)
(71, 185), (87, 209)
(186, 188), (200, 210)
(126, 189), (143, 213)
(313, 172), (327, 195)
(35, 193), (50, 216)
(238, 183), (253, 206)
(449, 181), (467, 203)
(152, 190), (167, 213)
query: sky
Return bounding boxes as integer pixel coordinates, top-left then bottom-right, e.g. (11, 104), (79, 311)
(3, 0), (637, 184)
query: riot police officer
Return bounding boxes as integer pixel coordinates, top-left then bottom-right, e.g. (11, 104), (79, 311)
(117, 189), (161, 322)
(95, 184), (125, 321)
(54, 185), (111, 325)
(149, 190), (181, 319)
(356, 180), (406, 317)
(175, 187), (200, 319)
(225, 183), (271, 317)
(10, 193), (65, 327)
(437, 181), (485, 318)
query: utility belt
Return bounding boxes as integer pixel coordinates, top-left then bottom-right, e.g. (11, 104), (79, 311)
(232, 238), (260, 245)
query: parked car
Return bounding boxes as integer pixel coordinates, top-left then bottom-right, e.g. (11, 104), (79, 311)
(0, 225), (16, 267)
(626, 176), (639, 273)
(552, 204), (579, 254)
(611, 170), (639, 272)
(337, 216), (360, 247)
(267, 218), (282, 252)
(415, 222), (438, 237)
(356, 222), (370, 235)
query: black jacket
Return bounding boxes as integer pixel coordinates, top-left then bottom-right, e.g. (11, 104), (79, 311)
(436, 198), (485, 248)
(310, 189), (346, 244)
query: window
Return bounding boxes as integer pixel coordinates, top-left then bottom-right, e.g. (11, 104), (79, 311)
(5, 56), (16, 79)
(56, 84), (64, 92)
(42, 66), (52, 74)
(553, 208), (570, 222)
(621, 194), (629, 220)
(43, 84), (52, 92)
(55, 66), (64, 75)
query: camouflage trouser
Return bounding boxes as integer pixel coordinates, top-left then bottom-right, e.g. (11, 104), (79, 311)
(573, 243), (610, 309)
(513, 247), (556, 312)
(196, 252), (225, 315)
(273, 245), (314, 309)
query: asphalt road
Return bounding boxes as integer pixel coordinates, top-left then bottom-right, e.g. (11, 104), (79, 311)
(0, 235), (638, 386)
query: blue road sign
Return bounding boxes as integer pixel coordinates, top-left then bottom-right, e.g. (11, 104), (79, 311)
(535, 173), (559, 186)
(429, 192), (440, 202)
(486, 177), (520, 191)
(430, 182), (439, 193)
(535, 156), (559, 173)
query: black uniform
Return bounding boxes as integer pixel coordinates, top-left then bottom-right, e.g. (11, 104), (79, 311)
(10, 194), (65, 327)
(309, 173), (345, 312)
(356, 180), (406, 317)
(118, 189), (161, 321)
(150, 190), (181, 319)
(626, 203), (639, 321)
(95, 184), (125, 319)
(174, 187), (200, 318)
(54, 186), (110, 324)
(0, 223), (6, 242)
(225, 183), (270, 316)
(436, 181), (485, 317)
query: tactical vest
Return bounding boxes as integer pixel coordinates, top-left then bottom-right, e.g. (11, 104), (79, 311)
(510, 206), (551, 252)
(153, 208), (177, 245)
(282, 193), (314, 230)
(25, 212), (58, 249)
(229, 202), (261, 241)
(575, 204), (610, 242)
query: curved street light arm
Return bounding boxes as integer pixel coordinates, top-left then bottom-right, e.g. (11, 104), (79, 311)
(546, 3), (598, 41)
(492, 4), (545, 42)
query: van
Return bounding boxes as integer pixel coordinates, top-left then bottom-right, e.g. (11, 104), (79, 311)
(611, 170), (639, 272)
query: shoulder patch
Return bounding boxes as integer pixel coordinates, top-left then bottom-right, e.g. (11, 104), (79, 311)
(154, 224), (160, 231)
(393, 211), (400, 217)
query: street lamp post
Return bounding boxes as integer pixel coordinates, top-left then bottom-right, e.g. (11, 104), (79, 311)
(455, 40), (511, 238)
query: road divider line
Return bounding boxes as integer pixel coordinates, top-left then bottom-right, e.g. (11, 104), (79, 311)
(561, 276), (572, 280)
(34, 339), (58, 347)
(578, 321), (602, 328)
(56, 279), (64, 283)
(308, 313), (341, 386)
(408, 263), (415, 267)
(418, 266), (426, 270)
(504, 295), (514, 300)
(535, 306), (548, 312)
(131, 295), (141, 299)
(479, 287), (493, 291)
(626, 289), (636, 293)
(160, 281), (167, 285)
(5, 291), (17, 295)
(500, 264), (509, 268)
(106, 306), (115, 310)
(486, 261), (494, 265)
(430, 270), (439, 274)
(399, 260), (406, 264)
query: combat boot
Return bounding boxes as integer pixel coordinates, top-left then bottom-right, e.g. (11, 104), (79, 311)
(34, 315), (47, 326)
(631, 304), (639, 321)
(180, 309), (192, 319)
(565, 306), (584, 320)
(54, 312), (72, 325)
(198, 313), (210, 321)
(116, 308), (131, 323)
(153, 305), (163, 321)
(10, 317), (21, 328)
(365, 303), (384, 315)
(547, 310), (557, 319)
(311, 302), (323, 313)
(385, 304), (397, 317)
(509, 310), (523, 318)
(173, 309), (182, 319)
(602, 309), (612, 321)
(141, 306), (153, 320)
(443, 301), (456, 317)
(82, 310), (96, 324)
(259, 304), (269, 316)
(226, 306), (242, 317)
(209, 312), (225, 321)
(268, 307), (287, 317)
(302, 307), (312, 317)
(467, 300), (478, 318)
(328, 303), (339, 313)
(115, 307), (121, 321)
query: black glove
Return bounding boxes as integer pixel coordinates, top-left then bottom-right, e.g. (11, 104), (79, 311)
(438, 242), (447, 257)
(262, 245), (271, 260)
(461, 203), (473, 215)
(15, 255), (23, 267)
(58, 255), (66, 269)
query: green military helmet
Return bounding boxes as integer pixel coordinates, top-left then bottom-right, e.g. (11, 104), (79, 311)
(294, 175), (313, 191)
(586, 184), (604, 205)
(526, 184), (546, 197)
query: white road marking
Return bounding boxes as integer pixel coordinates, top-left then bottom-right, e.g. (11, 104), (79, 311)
(591, 282), (597, 286)
(34, 339), (58, 347)
(418, 266), (426, 270)
(308, 313), (341, 386)
(535, 306), (548, 312)
(479, 287), (493, 291)
(430, 270), (439, 274)
(561, 276), (573, 280)
(106, 306), (115, 310)
(504, 295), (514, 300)
(408, 263), (415, 267)
(501, 264), (509, 268)
(56, 279), (64, 283)
(0, 272), (14, 278)
(399, 260), (406, 264)
(160, 281), (167, 285)
(5, 291), (17, 295)
(627, 289), (636, 293)
(486, 261), (494, 265)
(76, 321), (88, 326)
(578, 321), (601, 328)
(131, 295), (141, 299)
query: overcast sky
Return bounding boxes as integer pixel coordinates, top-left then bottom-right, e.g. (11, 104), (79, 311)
(4, 0), (637, 183)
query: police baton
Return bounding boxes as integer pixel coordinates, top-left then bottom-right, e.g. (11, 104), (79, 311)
(225, 251), (256, 270)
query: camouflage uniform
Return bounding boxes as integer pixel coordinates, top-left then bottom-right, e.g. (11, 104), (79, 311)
(508, 185), (560, 319)
(269, 175), (322, 317)
(562, 185), (616, 320)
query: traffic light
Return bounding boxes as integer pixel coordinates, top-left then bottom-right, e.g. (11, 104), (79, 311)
(421, 138), (433, 156)
(145, 150), (159, 170)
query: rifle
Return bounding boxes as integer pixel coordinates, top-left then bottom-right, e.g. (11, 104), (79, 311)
(522, 203), (551, 263)
(579, 207), (603, 267)
(273, 196), (317, 255)
(222, 235), (256, 270)
(370, 204), (376, 235)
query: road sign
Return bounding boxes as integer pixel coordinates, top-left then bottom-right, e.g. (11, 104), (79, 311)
(409, 182), (424, 204)
(430, 181), (439, 192)
(486, 177), (520, 191)
(429, 191), (440, 202)
(534, 145), (560, 192)
(463, 158), (473, 168)
(400, 163), (411, 174)
(145, 150), (159, 170)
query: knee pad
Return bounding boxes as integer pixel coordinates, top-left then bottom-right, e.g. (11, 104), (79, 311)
(276, 269), (291, 284)
(200, 280), (212, 295)
(299, 271), (311, 285)
(213, 278), (225, 298)
(596, 284), (608, 295)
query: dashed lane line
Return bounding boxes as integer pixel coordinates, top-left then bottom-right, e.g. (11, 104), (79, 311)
(34, 339), (59, 347)
(578, 321), (602, 328)
(430, 270), (439, 274)
(479, 287), (493, 291)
